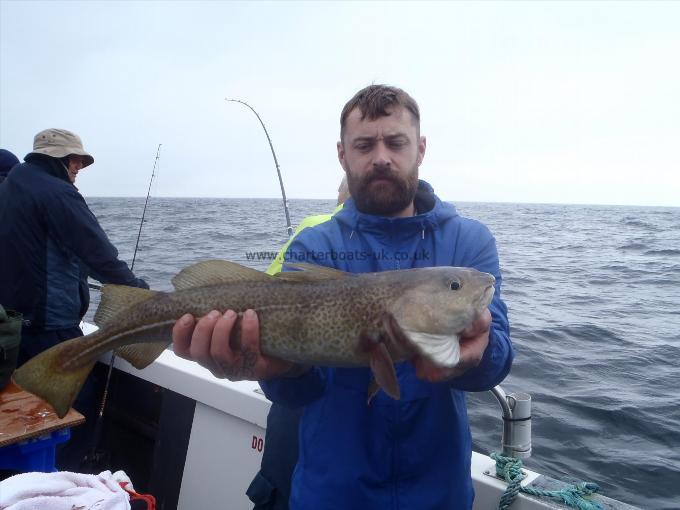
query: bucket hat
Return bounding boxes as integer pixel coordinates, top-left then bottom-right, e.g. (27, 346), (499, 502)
(27, 128), (94, 168)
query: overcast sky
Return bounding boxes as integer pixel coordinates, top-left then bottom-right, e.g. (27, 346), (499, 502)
(1, 1), (678, 206)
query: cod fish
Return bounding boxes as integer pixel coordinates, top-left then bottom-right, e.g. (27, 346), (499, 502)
(13, 260), (495, 418)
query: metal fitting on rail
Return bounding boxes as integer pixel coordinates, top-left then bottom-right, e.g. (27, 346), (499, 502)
(490, 386), (532, 459)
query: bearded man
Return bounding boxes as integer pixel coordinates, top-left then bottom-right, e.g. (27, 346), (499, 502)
(173, 84), (513, 510)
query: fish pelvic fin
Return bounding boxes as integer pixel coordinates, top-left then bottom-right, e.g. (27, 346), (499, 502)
(117, 341), (170, 369)
(359, 329), (400, 401)
(95, 285), (158, 328)
(12, 336), (96, 419)
(368, 343), (400, 400)
(367, 379), (380, 405)
(172, 260), (271, 290)
(277, 263), (353, 282)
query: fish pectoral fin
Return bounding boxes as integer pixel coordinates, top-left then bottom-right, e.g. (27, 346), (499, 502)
(172, 260), (271, 290)
(95, 285), (158, 328)
(403, 330), (461, 368)
(116, 341), (170, 369)
(367, 343), (400, 401)
(277, 263), (352, 282)
(12, 338), (95, 419)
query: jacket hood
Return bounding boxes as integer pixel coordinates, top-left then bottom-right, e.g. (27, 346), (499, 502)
(334, 179), (459, 236)
(24, 153), (72, 184)
(0, 149), (19, 177)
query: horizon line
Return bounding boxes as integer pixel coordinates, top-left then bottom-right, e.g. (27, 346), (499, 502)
(85, 196), (680, 209)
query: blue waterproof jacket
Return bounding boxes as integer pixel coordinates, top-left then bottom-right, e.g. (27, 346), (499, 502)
(260, 183), (513, 510)
(0, 154), (147, 331)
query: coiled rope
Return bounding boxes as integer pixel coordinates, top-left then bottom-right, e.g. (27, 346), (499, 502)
(491, 452), (603, 510)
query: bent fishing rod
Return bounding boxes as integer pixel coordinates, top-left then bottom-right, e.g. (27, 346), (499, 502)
(226, 98), (293, 238)
(83, 143), (161, 471)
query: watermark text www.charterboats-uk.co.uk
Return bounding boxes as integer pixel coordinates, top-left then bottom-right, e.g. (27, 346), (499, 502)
(245, 249), (432, 263)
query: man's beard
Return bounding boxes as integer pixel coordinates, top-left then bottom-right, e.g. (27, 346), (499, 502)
(347, 164), (419, 216)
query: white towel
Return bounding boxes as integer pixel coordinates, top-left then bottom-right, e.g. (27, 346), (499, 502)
(0, 470), (130, 510)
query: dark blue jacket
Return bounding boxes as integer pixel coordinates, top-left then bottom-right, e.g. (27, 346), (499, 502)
(0, 154), (147, 331)
(260, 184), (513, 510)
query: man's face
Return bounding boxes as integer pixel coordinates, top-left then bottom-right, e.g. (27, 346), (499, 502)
(67, 155), (84, 183)
(337, 107), (426, 217)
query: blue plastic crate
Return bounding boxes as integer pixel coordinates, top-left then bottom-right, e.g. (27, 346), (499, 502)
(0, 428), (71, 472)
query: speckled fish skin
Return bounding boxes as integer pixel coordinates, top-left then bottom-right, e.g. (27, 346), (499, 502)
(58, 265), (495, 370)
(13, 263), (495, 418)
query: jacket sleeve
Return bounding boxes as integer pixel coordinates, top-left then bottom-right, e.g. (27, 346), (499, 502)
(44, 188), (148, 289)
(449, 225), (513, 392)
(259, 230), (330, 407)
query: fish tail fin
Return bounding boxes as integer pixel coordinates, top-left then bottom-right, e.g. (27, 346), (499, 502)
(12, 336), (96, 419)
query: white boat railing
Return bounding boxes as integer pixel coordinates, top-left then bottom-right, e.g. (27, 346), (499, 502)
(81, 320), (635, 510)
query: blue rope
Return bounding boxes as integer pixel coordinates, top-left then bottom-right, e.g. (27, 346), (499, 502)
(491, 452), (603, 510)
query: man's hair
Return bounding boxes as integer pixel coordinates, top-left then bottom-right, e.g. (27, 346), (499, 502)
(340, 84), (420, 142)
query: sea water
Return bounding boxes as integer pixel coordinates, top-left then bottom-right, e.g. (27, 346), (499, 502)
(86, 197), (680, 509)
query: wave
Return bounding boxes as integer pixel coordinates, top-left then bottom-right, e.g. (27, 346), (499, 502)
(621, 217), (661, 231)
(618, 242), (648, 251)
(645, 249), (680, 256)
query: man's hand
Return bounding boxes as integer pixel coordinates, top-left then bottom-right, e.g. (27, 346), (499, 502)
(413, 308), (492, 382)
(172, 308), (299, 381)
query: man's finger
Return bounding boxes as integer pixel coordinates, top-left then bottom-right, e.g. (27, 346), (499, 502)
(172, 313), (196, 359)
(189, 310), (221, 364)
(238, 309), (295, 379)
(210, 310), (239, 369)
(461, 309), (491, 338)
(458, 334), (489, 370)
(240, 309), (261, 351)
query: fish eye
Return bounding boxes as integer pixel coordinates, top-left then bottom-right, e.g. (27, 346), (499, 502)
(449, 280), (461, 291)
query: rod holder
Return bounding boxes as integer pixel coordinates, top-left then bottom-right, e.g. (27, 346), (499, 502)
(490, 386), (532, 459)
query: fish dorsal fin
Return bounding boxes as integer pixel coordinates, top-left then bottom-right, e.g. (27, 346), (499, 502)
(172, 260), (271, 290)
(95, 285), (158, 328)
(276, 263), (352, 282)
(116, 341), (170, 370)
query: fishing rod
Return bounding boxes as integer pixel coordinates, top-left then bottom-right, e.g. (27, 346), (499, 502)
(226, 98), (293, 238)
(85, 144), (162, 290)
(82, 144), (161, 472)
(131, 144), (162, 270)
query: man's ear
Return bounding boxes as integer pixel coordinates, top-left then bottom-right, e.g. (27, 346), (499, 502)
(337, 141), (346, 169)
(417, 136), (427, 167)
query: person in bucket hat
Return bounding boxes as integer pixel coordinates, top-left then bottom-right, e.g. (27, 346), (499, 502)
(0, 128), (149, 471)
(27, 128), (94, 184)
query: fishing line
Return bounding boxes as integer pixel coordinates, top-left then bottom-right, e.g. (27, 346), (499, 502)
(226, 98), (293, 238)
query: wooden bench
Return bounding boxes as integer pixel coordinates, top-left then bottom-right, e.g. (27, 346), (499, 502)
(0, 382), (84, 472)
